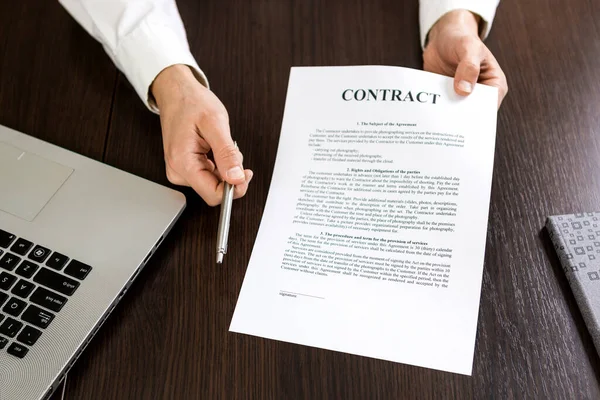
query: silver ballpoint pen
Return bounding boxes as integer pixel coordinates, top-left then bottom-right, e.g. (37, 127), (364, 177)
(216, 142), (237, 264)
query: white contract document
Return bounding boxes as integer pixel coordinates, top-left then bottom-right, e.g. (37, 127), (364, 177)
(230, 66), (497, 375)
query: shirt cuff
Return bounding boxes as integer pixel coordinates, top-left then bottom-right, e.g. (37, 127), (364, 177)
(420, 1), (499, 49)
(114, 18), (209, 113)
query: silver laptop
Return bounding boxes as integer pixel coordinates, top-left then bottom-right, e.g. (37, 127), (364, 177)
(0, 124), (186, 400)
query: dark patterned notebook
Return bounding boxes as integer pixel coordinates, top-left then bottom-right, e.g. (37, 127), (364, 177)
(546, 212), (600, 352)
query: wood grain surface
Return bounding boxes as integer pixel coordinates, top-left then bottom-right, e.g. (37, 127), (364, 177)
(1, 0), (599, 399)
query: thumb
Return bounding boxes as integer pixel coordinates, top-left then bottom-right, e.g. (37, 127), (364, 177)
(198, 112), (246, 185)
(213, 140), (245, 185)
(454, 56), (481, 96)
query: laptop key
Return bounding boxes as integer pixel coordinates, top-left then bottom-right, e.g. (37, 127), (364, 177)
(0, 336), (7, 349)
(21, 305), (54, 329)
(0, 317), (23, 337)
(11, 280), (35, 298)
(0, 314), (4, 324)
(64, 260), (92, 280)
(10, 239), (33, 256)
(46, 252), (68, 271)
(17, 325), (42, 346)
(30, 287), (67, 312)
(0, 272), (17, 290)
(0, 253), (21, 271)
(3, 297), (27, 317)
(7, 342), (28, 358)
(0, 230), (16, 248)
(0, 292), (8, 307)
(15, 261), (39, 279)
(33, 268), (79, 296)
(28, 245), (51, 263)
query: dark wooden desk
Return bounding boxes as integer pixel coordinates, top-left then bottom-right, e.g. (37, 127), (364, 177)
(1, 0), (600, 398)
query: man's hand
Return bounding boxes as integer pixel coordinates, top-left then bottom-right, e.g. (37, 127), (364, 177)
(151, 65), (252, 206)
(423, 10), (508, 107)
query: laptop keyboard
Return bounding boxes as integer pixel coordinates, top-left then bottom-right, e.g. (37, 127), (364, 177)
(0, 229), (92, 359)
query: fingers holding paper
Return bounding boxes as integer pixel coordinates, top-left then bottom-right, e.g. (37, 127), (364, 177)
(423, 10), (508, 107)
(152, 65), (253, 206)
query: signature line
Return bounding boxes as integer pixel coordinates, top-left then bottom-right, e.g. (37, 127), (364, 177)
(280, 290), (325, 300)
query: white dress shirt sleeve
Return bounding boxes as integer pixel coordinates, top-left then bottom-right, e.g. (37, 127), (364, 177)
(419, 0), (500, 48)
(59, 0), (208, 113)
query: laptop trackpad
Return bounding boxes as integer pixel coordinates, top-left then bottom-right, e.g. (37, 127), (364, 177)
(0, 142), (73, 221)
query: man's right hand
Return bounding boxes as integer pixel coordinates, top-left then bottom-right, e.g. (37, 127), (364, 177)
(423, 10), (508, 108)
(152, 64), (253, 206)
